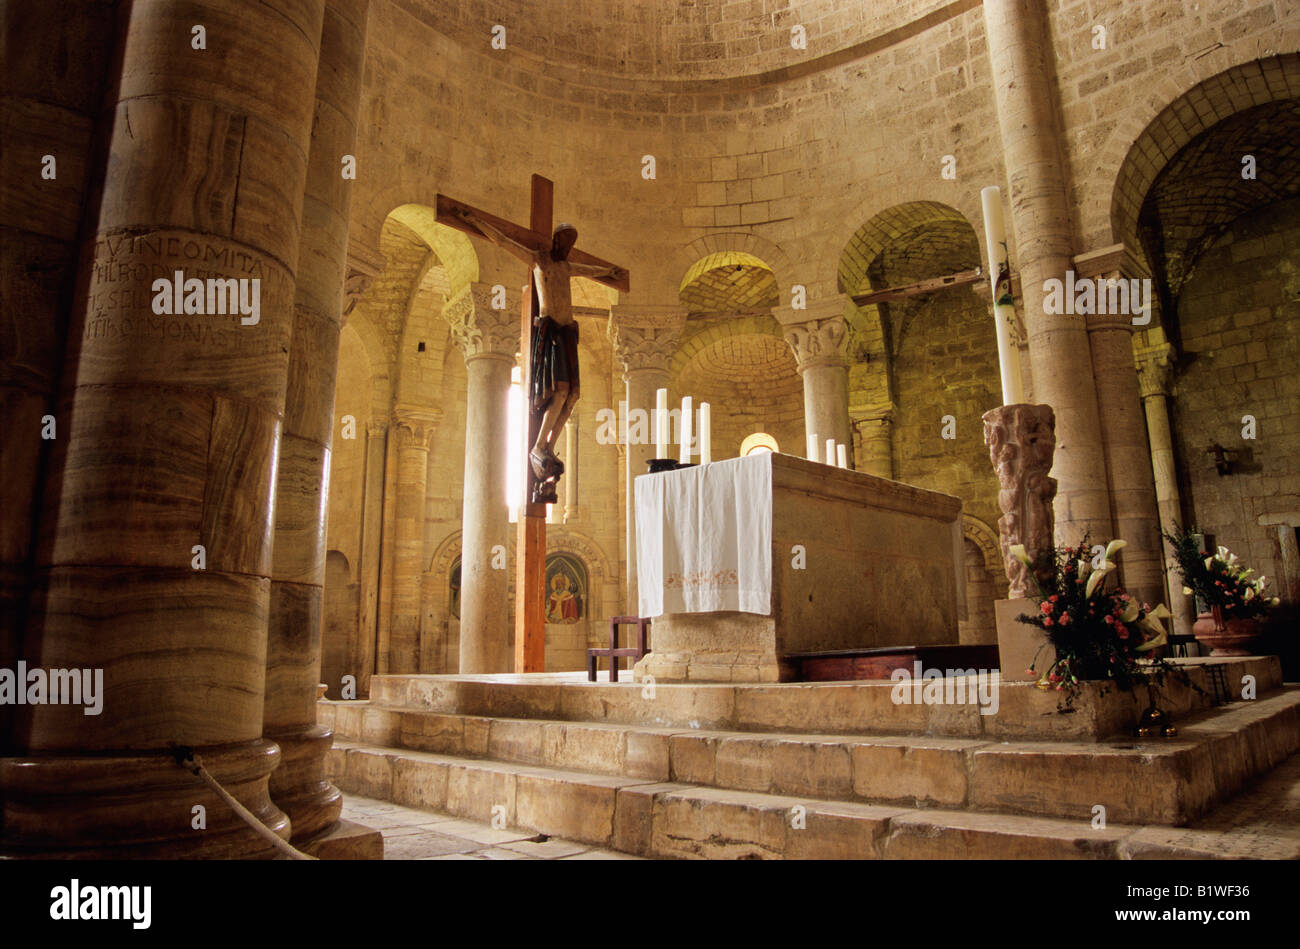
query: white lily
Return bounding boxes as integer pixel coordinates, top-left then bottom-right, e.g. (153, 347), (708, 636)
(1009, 544), (1031, 566)
(1120, 599), (1141, 623)
(1085, 562), (1116, 598)
(1271, 597), (1281, 606)
(1244, 587), (1255, 600)
(1204, 556), (1215, 570)
(1182, 586), (1194, 596)
(1104, 539), (1127, 560)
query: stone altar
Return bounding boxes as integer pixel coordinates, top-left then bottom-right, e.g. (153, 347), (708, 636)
(632, 452), (965, 682)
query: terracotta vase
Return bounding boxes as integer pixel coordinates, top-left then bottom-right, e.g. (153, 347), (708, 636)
(1192, 605), (1261, 657)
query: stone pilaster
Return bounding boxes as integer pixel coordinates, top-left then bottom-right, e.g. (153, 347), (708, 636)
(1076, 244), (1165, 610)
(388, 405), (439, 673)
(264, 0), (370, 844)
(609, 306), (684, 615)
(783, 305), (852, 463)
(448, 283), (518, 672)
(984, 0), (1113, 546)
(354, 417), (388, 692)
(8, 0), (326, 857)
(852, 402), (896, 479)
(1136, 331), (1196, 635)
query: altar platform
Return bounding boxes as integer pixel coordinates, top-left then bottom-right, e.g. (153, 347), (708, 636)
(631, 452), (966, 683)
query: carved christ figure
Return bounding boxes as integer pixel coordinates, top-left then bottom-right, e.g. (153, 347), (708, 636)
(452, 207), (625, 496)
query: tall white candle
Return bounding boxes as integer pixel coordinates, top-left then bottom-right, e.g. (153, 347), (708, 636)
(655, 388), (668, 457)
(699, 403), (712, 464)
(807, 433), (819, 463)
(836, 443), (848, 468)
(980, 185), (1025, 405)
(679, 396), (693, 464)
(825, 438), (836, 467)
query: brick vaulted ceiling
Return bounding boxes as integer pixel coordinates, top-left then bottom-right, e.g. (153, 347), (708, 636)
(1139, 99), (1300, 306)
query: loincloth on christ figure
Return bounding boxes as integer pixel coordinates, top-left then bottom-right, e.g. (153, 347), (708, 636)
(530, 315), (579, 411)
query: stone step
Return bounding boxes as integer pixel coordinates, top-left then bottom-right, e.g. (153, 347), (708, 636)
(322, 686), (1300, 826)
(362, 656), (1283, 741)
(325, 741), (1300, 859)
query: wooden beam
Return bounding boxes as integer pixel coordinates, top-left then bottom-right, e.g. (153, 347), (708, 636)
(851, 267), (982, 306)
(435, 192), (551, 255)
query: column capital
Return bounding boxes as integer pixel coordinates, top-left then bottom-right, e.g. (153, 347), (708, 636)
(366, 417), (389, 437)
(608, 307), (685, 373)
(445, 282), (520, 362)
(1135, 340), (1175, 399)
(1072, 241), (1151, 282)
(391, 404), (441, 449)
(851, 401), (897, 428)
(783, 313), (849, 371)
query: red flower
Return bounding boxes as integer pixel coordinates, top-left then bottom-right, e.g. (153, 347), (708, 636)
(1049, 595), (1059, 603)
(1059, 614), (1071, 625)
(1043, 617), (1054, 627)
(1041, 601), (1053, 614)
(1117, 626), (1129, 640)
(1104, 615), (1114, 624)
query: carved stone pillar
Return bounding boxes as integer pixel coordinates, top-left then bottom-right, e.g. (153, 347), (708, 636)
(984, 0), (1113, 545)
(1136, 334), (1196, 635)
(7, 0), (326, 857)
(1076, 245), (1165, 609)
(448, 283), (518, 673)
(609, 308), (684, 615)
(852, 403), (896, 479)
(264, 0), (369, 844)
(783, 307), (852, 462)
(982, 404), (1058, 598)
(388, 406), (438, 673)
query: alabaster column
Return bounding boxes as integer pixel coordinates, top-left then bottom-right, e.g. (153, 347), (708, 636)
(0, 2), (116, 752)
(264, 0), (369, 843)
(447, 284), (517, 673)
(1137, 341), (1196, 635)
(984, 0), (1113, 544)
(7, 0), (325, 857)
(354, 418), (387, 694)
(609, 310), (683, 615)
(784, 312), (852, 458)
(387, 407), (438, 673)
(983, 404), (1058, 598)
(852, 404), (895, 478)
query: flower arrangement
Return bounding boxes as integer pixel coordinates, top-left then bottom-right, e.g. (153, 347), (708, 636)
(1012, 538), (1176, 708)
(1163, 525), (1280, 619)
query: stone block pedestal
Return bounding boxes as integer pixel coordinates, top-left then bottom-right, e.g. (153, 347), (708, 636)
(994, 597), (1052, 681)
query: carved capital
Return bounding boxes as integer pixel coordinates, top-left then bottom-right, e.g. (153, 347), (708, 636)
(783, 316), (848, 371)
(392, 404), (441, 450)
(445, 283), (520, 361)
(852, 401), (896, 433)
(1135, 342), (1175, 400)
(342, 268), (374, 321)
(608, 310), (684, 373)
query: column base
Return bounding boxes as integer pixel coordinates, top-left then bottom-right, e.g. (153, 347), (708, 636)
(266, 723), (343, 842)
(295, 818), (384, 860)
(0, 739), (289, 858)
(994, 597), (1053, 682)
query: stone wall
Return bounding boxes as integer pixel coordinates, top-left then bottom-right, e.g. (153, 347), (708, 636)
(1171, 195), (1300, 594)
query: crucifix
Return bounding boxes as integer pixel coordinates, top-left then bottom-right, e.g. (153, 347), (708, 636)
(436, 174), (630, 672)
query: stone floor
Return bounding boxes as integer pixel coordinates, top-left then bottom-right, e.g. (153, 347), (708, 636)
(340, 794), (645, 860)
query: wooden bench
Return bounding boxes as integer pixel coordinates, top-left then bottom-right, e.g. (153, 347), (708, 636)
(587, 616), (650, 682)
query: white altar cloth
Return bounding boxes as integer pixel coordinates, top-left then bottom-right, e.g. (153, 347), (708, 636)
(636, 453), (772, 618)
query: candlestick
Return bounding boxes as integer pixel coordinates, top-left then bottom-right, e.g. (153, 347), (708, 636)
(699, 402), (712, 464)
(655, 388), (668, 458)
(807, 432), (819, 463)
(981, 185), (1026, 404)
(825, 438), (836, 467)
(679, 397), (693, 464)
(836, 443), (848, 468)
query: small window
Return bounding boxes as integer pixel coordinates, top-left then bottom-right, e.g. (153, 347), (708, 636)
(740, 432), (778, 456)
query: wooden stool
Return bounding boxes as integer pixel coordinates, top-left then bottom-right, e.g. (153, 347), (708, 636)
(588, 616), (650, 682)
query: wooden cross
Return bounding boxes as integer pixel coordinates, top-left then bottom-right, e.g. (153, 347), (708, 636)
(436, 174), (629, 673)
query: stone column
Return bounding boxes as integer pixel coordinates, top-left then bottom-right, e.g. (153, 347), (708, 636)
(0, 1), (116, 750)
(983, 0), (1113, 544)
(1136, 335), (1196, 635)
(852, 403), (896, 478)
(1076, 246), (1165, 608)
(7, 0), (326, 857)
(609, 309), (684, 615)
(447, 283), (518, 673)
(388, 406), (439, 673)
(783, 307), (852, 460)
(354, 417), (387, 694)
(263, 0), (369, 843)
(563, 419), (579, 522)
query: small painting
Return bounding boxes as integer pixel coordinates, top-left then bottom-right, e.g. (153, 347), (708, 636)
(545, 553), (586, 624)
